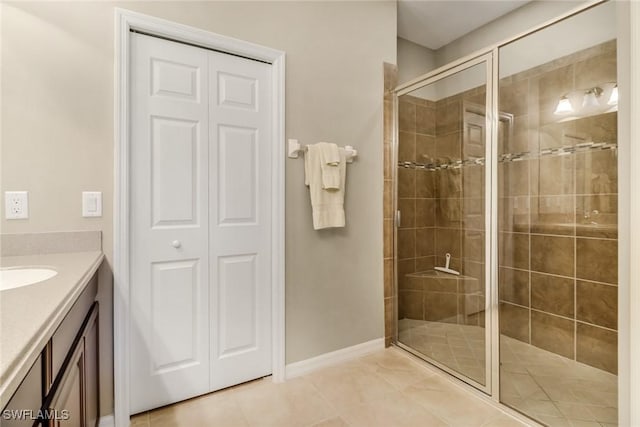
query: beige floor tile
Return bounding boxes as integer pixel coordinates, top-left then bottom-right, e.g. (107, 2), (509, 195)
(134, 347), (616, 427)
(310, 416), (351, 427)
(149, 394), (249, 427)
(305, 361), (397, 413)
(481, 414), (527, 427)
(340, 391), (449, 427)
(567, 421), (601, 427)
(235, 377), (334, 427)
(402, 380), (502, 426)
(358, 350), (435, 390)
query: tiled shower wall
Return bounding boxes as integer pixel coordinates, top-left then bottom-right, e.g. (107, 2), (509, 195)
(383, 63), (397, 347)
(385, 40), (618, 373)
(498, 40), (618, 374)
(396, 89), (487, 327)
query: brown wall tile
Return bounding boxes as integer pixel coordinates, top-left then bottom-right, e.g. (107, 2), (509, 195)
(397, 198), (415, 229)
(416, 199), (435, 227)
(416, 134), (436, 161)
(398, 168), (415, 198)
(397, 228), (415, 260)
(384, 219), (393, 259)
(384, 141), (392, 180)
(530, 195), (575, 236)
(384, 258), (393, 298)
(576, 150), (617, 195)
(574, 51), (617, 89)
(500, 303), (529, 343)
(399, 100), (416, 132)
(531, 311), (574, 359)
(531, 272), (574, 317)
(398, 258), (416, 290)
(499, 196), (529, 233)
(530, 234), (574, 277)
(576, 280), (617, 329)
(499, 78), (529, 117)
(435, 132), (462, 159)
(499, 160), (529, 197)
(461, 261), (484, 288)
(423, 274), (458, 292)
(533, 156), (575, 196)
(415, 256), (436, 272)
(383, 179), (393, 220)
(424, 291), (458, 323)
(401, 274), (423, 291)
(576, 323), (617, 374)
(462, 197), (484, 230)
(436, 197), (461, 228)
(499, 267), (530, 306)
(499, 232), (529, 270)
(436, 228), (461, 258)
(576, 238), (617, 284)
(576, 194), (618, 239)
(416, 105), (436, 136)
(462, 230), (484, 262)
(399, 290), (423, 320)
(416, 170), (436, 198)
(536, 64), (573, 125)
(384, 297), (394, 343)
(398, 131), (416, 162)
(416, 228), (435, 257)
(462, 165), (484, 197)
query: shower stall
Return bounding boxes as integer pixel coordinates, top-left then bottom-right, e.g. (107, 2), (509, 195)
(391, 2), (619, 426)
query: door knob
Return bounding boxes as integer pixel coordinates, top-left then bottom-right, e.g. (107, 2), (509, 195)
(172, 240), (181, 248)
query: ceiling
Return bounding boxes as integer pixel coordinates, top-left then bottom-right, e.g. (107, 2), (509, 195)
(398, 0), (531, 50)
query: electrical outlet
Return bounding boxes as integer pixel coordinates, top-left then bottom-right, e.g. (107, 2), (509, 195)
(5, 191), (29, 219)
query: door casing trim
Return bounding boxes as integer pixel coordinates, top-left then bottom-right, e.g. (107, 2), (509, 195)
(113, 8), (285, 426)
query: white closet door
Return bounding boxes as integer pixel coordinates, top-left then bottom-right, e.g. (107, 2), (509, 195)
(208, 52), (273, 391)
(129, 33), (210, 413)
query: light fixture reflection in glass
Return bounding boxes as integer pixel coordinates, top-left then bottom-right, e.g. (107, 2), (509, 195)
(582, 89), (600, 111)
(608, 85), (618, 105)
(554, 96), (573, 115)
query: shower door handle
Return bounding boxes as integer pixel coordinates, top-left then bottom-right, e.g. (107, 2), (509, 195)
(396, 210), (401, 228)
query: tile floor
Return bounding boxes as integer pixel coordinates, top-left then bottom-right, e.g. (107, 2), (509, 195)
(398, 319), (618, 427)
(398, 319), (487, 384)
(130, 348), (527, 427)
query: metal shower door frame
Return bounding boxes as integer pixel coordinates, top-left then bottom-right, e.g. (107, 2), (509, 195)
(392, 51), (498, 397)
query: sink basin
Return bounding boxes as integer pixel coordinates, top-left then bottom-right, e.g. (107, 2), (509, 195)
(0, 268), (57, 291)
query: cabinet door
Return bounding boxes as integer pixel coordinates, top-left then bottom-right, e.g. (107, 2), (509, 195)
(83, 308), (98, 427)
(48, 341), (84, 427)
(1, 355), (42, 427)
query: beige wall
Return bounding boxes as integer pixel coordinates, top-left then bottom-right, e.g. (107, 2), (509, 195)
(434, 0), (585, 67)
(0, 1), (396, 416)
(397, 37), (436, 85)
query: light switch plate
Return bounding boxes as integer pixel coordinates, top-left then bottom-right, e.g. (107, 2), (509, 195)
(5, 191), (29, 219)
(82, 192), (102, 217)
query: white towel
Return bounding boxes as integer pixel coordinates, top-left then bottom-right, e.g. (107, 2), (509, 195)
(317, 142), (341, 190)
(304, 145), (347, 229)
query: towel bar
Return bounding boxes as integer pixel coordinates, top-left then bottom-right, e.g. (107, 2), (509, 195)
(287, 139), (357, 163)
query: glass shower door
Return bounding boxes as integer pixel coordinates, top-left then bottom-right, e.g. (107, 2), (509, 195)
(497, 3), (618, 425)
(395, 56), (493, 391)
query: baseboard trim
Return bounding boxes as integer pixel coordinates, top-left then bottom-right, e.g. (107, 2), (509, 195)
(98, 414), (115, 427)
(285, 338), (384, 379)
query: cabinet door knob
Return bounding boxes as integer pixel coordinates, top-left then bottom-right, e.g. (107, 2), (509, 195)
(172, 240), (181, 248)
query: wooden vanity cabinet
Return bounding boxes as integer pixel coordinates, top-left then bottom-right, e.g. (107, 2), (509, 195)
(0, 273), (99, 427)
(43, 303), (98, 427)
(1, 356), (43, 427)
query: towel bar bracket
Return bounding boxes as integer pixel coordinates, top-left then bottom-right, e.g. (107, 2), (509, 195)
(287, 139), (357, 163)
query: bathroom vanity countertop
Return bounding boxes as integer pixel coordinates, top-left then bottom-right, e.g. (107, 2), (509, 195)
(0, 250), (103, 408)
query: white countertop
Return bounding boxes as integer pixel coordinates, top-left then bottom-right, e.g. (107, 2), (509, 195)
(0, 251), (104, 408)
